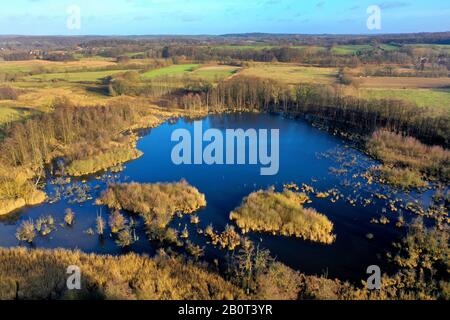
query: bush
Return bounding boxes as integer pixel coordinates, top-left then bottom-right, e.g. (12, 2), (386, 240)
(109, 210), (127, 233)
(0, 87), (20, 100)
(64, 208), (75, 226)
(15, 219), (36, 243)
(96, 214), (105, 236)
(116, 228), (134, 248)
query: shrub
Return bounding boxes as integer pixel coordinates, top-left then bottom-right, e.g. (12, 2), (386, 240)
(64, 208), (75, 226)
(116, 228), (134, 248)
(96, 214), (105, 236)
(15, 219), (36, 243)
(109, 210), (127, 233)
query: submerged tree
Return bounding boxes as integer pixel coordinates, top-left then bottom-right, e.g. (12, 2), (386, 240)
(96, 213), (105, 236)
(64, 208), (75, 226)
(109, 210), (126, 233)
(115, 228), (134, 248)
(16, 219), (36, 243)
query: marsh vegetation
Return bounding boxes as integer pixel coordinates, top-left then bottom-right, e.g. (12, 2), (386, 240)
(0, 33), (449, 300)
(97, 181), (206, 245)
(230, 188), (336, 244)
(367, 129), (450, 188)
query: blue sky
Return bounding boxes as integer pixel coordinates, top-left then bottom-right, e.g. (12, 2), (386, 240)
(0, 0), (449, 35)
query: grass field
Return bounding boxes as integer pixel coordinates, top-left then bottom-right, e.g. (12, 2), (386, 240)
(141, 64), (200, 79)
(360, 88), (450, 111)
(359, 76), (450, 89)
(0, 80), (110, 113)
(331, 45), (372, 55)
(406, 44), (450, 53)
(191, 65), (240, 80)
(0, 105), (35, 126)
(26, 69), (131, 82)
(240, 63), (337, 85)
(0, 59), (116, 74)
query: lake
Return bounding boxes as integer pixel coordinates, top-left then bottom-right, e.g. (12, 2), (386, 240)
(0, 113), (433, 282)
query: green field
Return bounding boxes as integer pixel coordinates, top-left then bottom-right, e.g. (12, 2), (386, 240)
(191, 66), (239, 80)
(361, 88), (450, 112)
(240, 64), (337, 85)
(26, 69), (131, 82)
(0, 59), (117, 74)
(406, 44), (450, 52)
(331, 45), (372, 55)
(141, 64), (200, 79)
(379, 44), (401, 51)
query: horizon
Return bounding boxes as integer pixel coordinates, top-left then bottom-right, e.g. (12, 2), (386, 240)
(0, 0), (449, 36)
(1, 30), (450, 37)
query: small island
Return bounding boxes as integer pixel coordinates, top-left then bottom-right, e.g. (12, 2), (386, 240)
(96, 180), (206, 217)
(230, 188), (336, 244)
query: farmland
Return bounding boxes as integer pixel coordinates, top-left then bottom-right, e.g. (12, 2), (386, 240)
(141, 63), (200, 79)
(360, 88), (450, 111)
(26, 69), (132, 82)
(239, 63), (338, 85)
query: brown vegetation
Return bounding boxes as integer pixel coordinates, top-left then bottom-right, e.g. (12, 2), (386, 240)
(97, 181), (206, 244)
(97, 181), (206, 219)
(230, 188), (336, 244)
(0, 248), (243, 300)
(367, 129), (450, 187)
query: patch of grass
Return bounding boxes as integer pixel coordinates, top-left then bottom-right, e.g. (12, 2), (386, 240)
(0, 59), (116, 73)
(373, 165), (428, 189)
(406, 44), (450, 53)
(141, 64), (200, 80)
(361, 88), (450, 111)
(0, 106), (35, 127)
(332, 45), (373, 55)
(191, 65), (240, 81)
(230, 188), (336, 244)
(239, 63), (337, 85)
(380, 44), (401, 51)
(26, 69), (131, 82)
(367, 129), (450, 184)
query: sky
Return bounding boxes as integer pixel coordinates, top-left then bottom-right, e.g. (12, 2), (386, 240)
(0, 0), (449, 35)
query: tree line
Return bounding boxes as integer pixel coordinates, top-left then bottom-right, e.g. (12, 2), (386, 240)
(0, 103), (145, 169)
(173, 76), (450, 147)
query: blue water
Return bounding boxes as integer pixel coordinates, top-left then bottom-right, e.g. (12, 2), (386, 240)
(0, 113), (432, 282)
